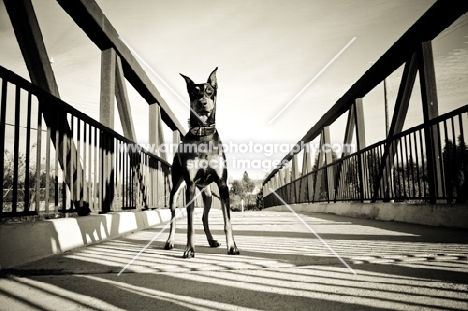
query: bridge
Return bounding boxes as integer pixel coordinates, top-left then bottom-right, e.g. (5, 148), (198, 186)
(1, 0), (468, 310)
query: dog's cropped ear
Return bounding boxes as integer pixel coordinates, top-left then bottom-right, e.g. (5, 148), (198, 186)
(180, 73), (194, 88)
(207, 67), (218, 89)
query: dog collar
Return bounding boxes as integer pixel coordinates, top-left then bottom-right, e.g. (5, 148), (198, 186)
(189, 125), (217, 136)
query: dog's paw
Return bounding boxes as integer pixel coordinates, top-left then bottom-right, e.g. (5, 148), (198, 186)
(208, 240), (220, 248)
(227, 244), (240, 255)
(164, 240), (174, 250)
(183, 249), (195, 258)
(183, 245), (195, 258)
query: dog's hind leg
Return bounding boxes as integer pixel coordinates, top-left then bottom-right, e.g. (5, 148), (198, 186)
(218, 179), (240, 255)
(200, 185), (220, 248)
(183, 182), (197, 258)
(164, 174), (183, 250)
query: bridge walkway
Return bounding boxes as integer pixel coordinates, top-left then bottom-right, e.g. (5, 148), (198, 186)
(1, 209), (467, 310)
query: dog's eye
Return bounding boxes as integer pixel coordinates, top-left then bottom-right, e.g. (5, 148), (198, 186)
(205, 87), (214, 96)
(190, 86), (200, 96)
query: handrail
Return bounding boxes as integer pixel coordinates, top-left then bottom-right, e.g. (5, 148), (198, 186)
(264, 102), (468, 205)
(0, 66), (171, 167)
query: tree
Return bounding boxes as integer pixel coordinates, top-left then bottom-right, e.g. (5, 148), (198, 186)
(3, 146), (55, 212)
(242, 171), (255, 194)
(229, 171), (258, 211)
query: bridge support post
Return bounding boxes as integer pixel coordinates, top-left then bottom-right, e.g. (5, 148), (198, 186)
(149, 104), (167, 207)
(417, 41), (443, 203)
(322, 127), (335, 202)
(290, 154), (299, 203)
(100, 48), (116, 212)
(354, 98), (368, 202)
(372, 53), (417, 202)
(334, 105), (356, 201)
(300, 143), (311, 202)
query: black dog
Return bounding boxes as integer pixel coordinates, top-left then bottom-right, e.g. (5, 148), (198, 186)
(164, 67), (239, 258)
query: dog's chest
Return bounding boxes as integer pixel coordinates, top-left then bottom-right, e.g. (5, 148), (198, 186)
(179, 138), (225, 185)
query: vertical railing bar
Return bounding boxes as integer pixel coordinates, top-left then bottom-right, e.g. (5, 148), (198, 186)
(450, 116), (459, 202)
(340, 160), (345, 201)
(127, 145), (130, 209)
(35, 100), (43, 213)
(381, 144), (388, 199)
(130, 146), (133, 208)
(380, 144), (385, 199)
(407, 133), (416, 197)
(70, 116), (75, 210)
(114, 137), (117, 210)
(345, 159), (350, 199)
(87, 123), (92, 211)
(54, 111), (59, 211)
(129, 147), (133, 208)
(140, 152), (144, 208)
(435, 122), (445, 199)
(131, 150), (135, 208)
(148, 154), (151, 207)
(24, 93), (32, 213)
(397, 136), (406, 199)
(44, 104), (51, 214)
(136, 151), (140, 208)
(443, 119), (451, 200)
(379, 144), (385, 199)
(351, 155), (357, 200)
(119, 141), (123, 209)
(374, 144), (378, 199)
(370, 148), (377, 198)
(76, 117), (82, 209)
(413, 131), (422, 198)
(371, 148), (377, 199)
(61, 111), (67, 212)
(419, 128), (427, 199)
(123, 143), (127, 208)
(344, 159), (349, 200)
(98, 128), (103, 213)
(340, 160), (345, 200)
(458, 113), (466, 202)
(393, 140), (400, 199)
(115, 139), (119, 209)
(83, 122), (88, 209)
(0, 79), (7, 213)
(12, 86), (21, 213)
(403, 135), (410, 198)
(388, 142), (394, 200)
(93, 126), (98, 212)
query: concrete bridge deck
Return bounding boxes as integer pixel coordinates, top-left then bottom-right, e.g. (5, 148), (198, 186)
(1, 209), (468, 310)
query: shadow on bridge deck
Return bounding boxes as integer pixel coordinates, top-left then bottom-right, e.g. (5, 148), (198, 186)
(1, 210), (468, 310)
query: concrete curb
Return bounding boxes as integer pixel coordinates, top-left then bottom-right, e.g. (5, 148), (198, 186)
(0, 208), (200, 269)
(265, 202), (468, 229)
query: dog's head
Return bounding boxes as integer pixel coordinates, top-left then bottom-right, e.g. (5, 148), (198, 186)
(181, 67), (218, 127)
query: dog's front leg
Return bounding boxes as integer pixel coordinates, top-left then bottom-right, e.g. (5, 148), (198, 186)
(165, 176), (183, 250)
(183, 182), (197, 258)
(201, 186), (220, 248)
(219, 181), (240, 255)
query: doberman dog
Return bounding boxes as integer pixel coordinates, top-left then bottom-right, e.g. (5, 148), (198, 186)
(164, 67), (240, 258)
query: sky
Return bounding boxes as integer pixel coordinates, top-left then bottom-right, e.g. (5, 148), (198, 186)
(1, 0), (467, 180)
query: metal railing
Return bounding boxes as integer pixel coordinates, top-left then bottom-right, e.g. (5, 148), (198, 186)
(0, 66), (219, 217)
(264, 104), (468, 207)
(263, 0), (468, 208)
